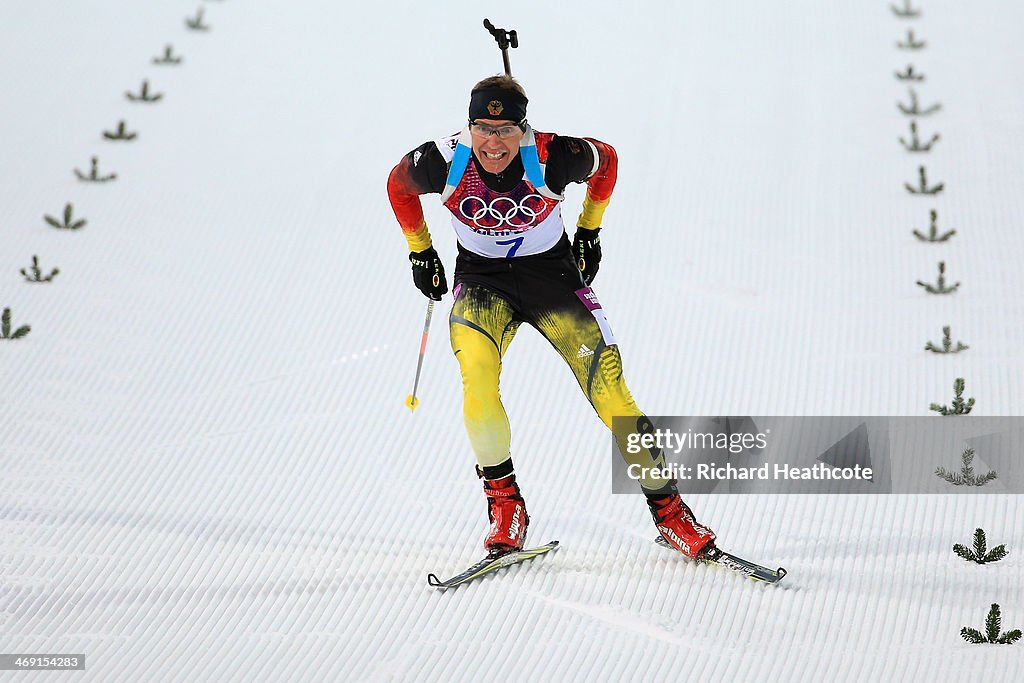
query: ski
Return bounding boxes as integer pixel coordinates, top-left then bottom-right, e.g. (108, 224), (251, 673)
(655, 537), (787, 584)
(427, 540), (559, 589)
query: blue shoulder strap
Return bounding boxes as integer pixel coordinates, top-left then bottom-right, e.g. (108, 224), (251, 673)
(441, 128), (473, 201)
(520, 127), (563, 200)
(440, 126), (564, 201)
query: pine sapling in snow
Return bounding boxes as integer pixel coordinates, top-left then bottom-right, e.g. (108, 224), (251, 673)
(961, 604), (1021, 645)
(1, 308), (31, 340)
(21, 256), (59, 283)
(917, 261), (959, 294)
(930, 377), (974, 416)
(925, 325), (967, 354)
(44, 203), (87, 231)
(152, 45), (183, 65)
(896, 28), (926, 50)
(103, 120), (137, 141)
(895, 65), (925, 82)
(185, 8), (210, 31)
(890, 0), (921, 18)
(905, 165), (944, 195)
(901, 88), (937, 116)
(953, 528), (1008, 564)
(125, 80), (163, 103)
(913, 209), (955, 243)
(899, 120), (939, 152)
(74, 156), (117, 183)
(936, 448), (995, 486)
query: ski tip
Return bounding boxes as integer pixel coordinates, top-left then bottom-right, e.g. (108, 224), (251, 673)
(426, 572), (446, 589)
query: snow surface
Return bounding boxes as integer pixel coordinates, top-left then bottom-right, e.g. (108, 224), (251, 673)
(2, 1), (1023, 681)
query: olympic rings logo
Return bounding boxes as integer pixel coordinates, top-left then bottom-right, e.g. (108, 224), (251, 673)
(458, 194), (549, 229)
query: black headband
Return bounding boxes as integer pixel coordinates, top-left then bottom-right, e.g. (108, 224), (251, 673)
(469, 87), (528, 123)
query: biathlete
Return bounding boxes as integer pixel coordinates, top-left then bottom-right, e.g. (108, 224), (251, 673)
(387, 75), (716, 559)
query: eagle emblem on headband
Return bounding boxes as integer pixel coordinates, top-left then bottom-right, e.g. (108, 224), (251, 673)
(487, 100), (504, 116)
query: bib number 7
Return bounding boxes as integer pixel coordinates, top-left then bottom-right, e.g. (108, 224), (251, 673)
(495, 236), (524, 258)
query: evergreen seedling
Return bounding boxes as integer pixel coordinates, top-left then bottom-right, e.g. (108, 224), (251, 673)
(20, 256), (59, 283)
(103, 120), (137, 141)
(898, 88), (941, 116)
(936, 447), (995, 485)
(930, 378), (974, 416)
(961, 604), (1021, 644)
(152, 45), (183, 65)
(917, 261), (958, 294)
(896, 28), (926, 50)
(905, 166), (944, 195)
(44, 203), (87, 231)
(186, 8), (210, 31)
(890, 0), (921, 18)
(913, 209), (955, 242)
(125, 80), (163, 103)
(954, 529), (1007, 564)
(925, 326), (967, 354)
(74, 156), (117, 183)
(899, 120), (939, 152)
(895, 65), (925, 82)
(1, 308), (31, 340)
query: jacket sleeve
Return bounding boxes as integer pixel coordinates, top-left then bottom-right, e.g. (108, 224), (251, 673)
(544, 135), (618, 230)
(387, 141), (448, 252)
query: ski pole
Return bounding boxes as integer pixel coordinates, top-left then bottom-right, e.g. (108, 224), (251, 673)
(483, 18), (518, 76)
(405, 299), (434, 411)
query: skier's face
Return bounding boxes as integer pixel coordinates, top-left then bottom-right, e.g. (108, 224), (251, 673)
(469, 119), (523, 174)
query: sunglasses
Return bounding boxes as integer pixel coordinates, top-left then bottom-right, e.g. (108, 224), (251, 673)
(469, 120), (526, 139)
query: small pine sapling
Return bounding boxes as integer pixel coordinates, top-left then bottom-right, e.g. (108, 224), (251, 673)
(153, 44), (183, 65)
(898, 88), (941, 116)
(74, 156), (117, 182)
(905, 165), (944, 195)
(913, 210), (955, 243)
(899, 120), (939, 152)
(21, 256), (59, 283)
(917, 261), (959, 294)
(125, 80), (163, 103)
(1, 308), (31, 340)
(930, 377), (974, 416)
(925, 326), (967, 354)
(44, 203), (87, 231)
(890, 0), (921, 18)
(103, 120), (138, 141)
(961, 604), (1022, 645)
(953, 529), (1008, 564)
(186, 8), (210, 31)
(895, 65), (925, 82)
(896, 28), (926, 50)
(936, 448), (995, 486)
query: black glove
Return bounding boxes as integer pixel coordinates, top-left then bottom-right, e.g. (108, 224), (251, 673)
(572, 227), (602, 285)
(409, 247), (448, 300)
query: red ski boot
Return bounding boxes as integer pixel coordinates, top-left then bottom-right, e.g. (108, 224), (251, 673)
(648, 494), (716, 559)
(482, 473), (529, 554)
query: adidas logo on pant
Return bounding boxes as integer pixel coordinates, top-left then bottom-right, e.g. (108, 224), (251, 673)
(577, 344), (594, 358)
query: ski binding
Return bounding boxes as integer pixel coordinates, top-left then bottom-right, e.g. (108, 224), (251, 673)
(655, 536), (787, 584)
(428, 540), (559, 589)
